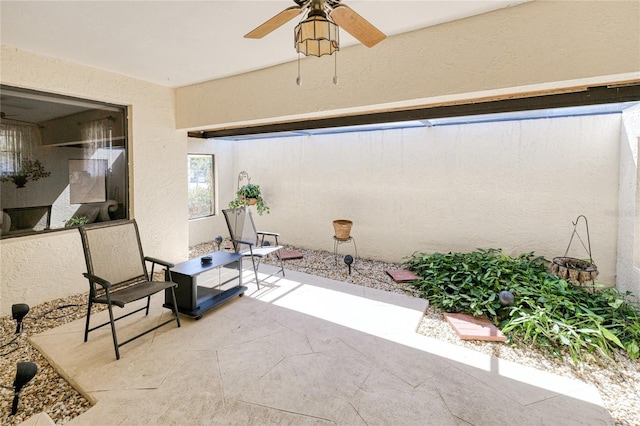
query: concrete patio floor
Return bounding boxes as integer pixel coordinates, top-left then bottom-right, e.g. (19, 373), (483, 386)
(28, 265), (613, 425)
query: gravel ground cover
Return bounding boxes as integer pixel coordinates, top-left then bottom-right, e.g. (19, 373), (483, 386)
(2, 242), (638, 425)
(1, 295), (99, 425)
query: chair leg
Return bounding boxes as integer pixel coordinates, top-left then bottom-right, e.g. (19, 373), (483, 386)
(106, 303), (120, 360)
(251, 256), (260, 289)
(169, 287), (181, 328)
(84, 299), (93, 342)
(278, 252), (285, 277)
(145, 295), (151, 315)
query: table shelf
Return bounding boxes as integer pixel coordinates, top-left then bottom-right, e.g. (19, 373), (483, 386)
(163, 251), (246, 319)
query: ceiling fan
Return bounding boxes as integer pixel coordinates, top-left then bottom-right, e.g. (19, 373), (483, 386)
(245, 0), (386, 51)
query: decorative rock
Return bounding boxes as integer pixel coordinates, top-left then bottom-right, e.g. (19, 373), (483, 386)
(499, 290), (515, 306)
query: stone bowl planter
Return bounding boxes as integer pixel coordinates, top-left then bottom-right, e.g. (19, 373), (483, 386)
(550, 256), (598, 285)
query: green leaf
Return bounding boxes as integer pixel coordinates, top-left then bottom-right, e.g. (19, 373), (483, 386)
(608, 299), (623, 310)
(625, 340), (639, 360)
(597, 325), (624, 349)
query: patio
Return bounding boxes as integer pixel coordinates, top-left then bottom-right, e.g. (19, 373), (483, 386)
(26, 265), (612, 425)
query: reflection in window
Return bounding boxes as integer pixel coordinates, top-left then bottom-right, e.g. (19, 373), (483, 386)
(0, 85), (128, 238)
(188, 154), (215, 219)
(0, 120), (42, 184)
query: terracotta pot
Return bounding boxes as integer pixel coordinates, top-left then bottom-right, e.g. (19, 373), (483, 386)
(333, 220), (353, 240)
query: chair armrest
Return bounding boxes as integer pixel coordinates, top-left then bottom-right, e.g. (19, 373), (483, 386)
(257, 231), (280, 237)
(144, 256), (175, 269)
(257, 231), (280, 246)
(145, 257), (175, 279)
(83, 272), (112, 289)
(231, 238), (255, 246)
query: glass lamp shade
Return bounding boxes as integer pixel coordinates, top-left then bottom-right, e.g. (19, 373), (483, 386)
(294, 15), (339, 57)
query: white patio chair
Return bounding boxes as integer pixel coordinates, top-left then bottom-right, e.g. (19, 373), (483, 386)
(222, 206), (285, 289)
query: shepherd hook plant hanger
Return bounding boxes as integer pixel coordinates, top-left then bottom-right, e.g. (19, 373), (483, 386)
(237, 170), (251, 191)
(564, 214), (594, 263)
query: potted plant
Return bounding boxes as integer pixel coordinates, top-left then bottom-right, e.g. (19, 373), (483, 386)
(0, 159), (51, 188)
(64, 216), (89, 228)
(229, 183), (270, 215)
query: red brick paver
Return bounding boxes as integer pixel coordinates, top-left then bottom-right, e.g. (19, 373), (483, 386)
(443, 313), (507, 342)
(385, 269), (420, 283)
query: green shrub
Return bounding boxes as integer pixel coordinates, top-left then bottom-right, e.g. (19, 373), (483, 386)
(404, 248), (640, 364)
(64, 216), (89, 228)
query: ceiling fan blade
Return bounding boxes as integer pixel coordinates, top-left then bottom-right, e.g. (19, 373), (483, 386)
(330, 5), (386, 48)
(245, 6), (304, 39)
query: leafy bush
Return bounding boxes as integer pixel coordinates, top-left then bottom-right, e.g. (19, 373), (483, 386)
(64, 216), (89, 228)
(404, 248), (640, 364)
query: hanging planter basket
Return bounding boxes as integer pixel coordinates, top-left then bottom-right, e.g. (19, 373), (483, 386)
(550, 257), (598, 285)
(550, 215), (599, 286)
(244, 197), (258, 206)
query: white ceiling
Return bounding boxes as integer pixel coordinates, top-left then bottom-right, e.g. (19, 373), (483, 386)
(1, 1), (527, 88)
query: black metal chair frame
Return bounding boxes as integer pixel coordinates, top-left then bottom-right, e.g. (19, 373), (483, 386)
(222, 207), (285, 289)
(79, 220), (181, 360)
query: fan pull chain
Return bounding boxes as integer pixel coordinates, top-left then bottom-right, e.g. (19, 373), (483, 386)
(295, 51), (338, 86)
(333, 51), (338, 85)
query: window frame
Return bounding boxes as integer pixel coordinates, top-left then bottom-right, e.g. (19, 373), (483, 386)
(187, 153), (215, 220)
(0, 84), (129, 239)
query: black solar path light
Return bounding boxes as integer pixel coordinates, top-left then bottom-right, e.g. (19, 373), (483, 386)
(12, 303), (29, 334)
(11, 361), (37, 416)
(344, 255), (354, 275)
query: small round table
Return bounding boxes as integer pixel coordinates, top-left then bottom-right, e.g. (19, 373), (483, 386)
(333, 236), (358, 264)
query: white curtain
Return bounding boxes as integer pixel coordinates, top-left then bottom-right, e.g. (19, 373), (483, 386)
(80, 117), (112, 146)
(0, 120), (41, 177)
(80, 118), (114, 169)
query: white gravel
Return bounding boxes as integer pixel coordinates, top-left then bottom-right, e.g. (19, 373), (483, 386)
(2, 241), (637, 425)
(1, 295), (99, 424)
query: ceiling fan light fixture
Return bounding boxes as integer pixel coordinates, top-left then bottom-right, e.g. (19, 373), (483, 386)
(294, 15), (339, 57)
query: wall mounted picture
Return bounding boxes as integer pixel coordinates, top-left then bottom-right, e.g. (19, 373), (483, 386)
(69, 159), (107, 203)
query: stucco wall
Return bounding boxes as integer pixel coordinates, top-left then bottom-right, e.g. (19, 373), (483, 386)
(175, 0), (640, 130)
(617, 106), (640, 296)
(214, 114), (622, 286)
(0, 46), (189, 316)
(187, 138), (236, 246)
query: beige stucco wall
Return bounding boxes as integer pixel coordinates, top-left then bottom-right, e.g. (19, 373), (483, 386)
(617, 105), (640, 296)
(175, 0), (640, 130)
(205, 114), (622, 286)
(0, 46), (189, 316)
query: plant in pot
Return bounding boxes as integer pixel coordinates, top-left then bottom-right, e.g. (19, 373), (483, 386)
(229, 183), (270, 215)
(64, 216), (89, 228)
(0, 159), (51, 188)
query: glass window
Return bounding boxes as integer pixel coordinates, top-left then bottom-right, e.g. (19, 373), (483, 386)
(188, 154), (214, 219)
(0, 85), (128, 238)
